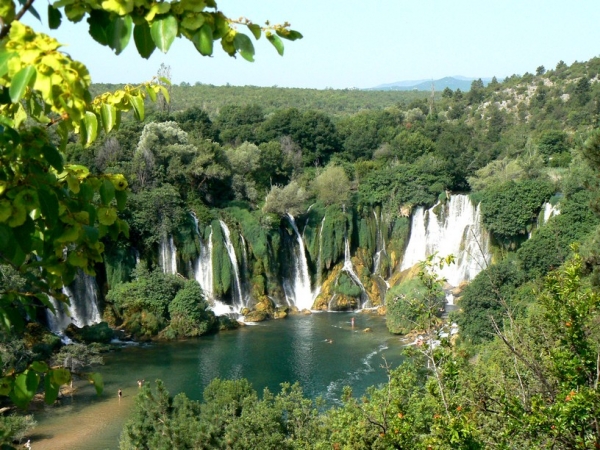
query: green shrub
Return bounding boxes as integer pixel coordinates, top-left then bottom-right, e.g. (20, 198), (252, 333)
(164, 281), (216, 338)
(480, 179), (554, 244)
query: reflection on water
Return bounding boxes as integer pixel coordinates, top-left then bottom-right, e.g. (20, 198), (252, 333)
(31, 313), (405, 450)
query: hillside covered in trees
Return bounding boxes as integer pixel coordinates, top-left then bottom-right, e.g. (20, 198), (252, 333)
(5, 53), (600, 447)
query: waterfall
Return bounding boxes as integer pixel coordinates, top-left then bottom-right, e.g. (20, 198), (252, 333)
(542, 202), (560, 223)
(193, 223), (214, 300)
(342, 236), (368, 307)
(313, 216), (327, 301)
(284, 214), (314, 311)
(240, 235), (250, 297)
(372, 210), (387, 275)
(159, 235), (177, 275)
(47, 271), (101, 332)
(219, 220), (245, 311)
(400, 194), (491, 287)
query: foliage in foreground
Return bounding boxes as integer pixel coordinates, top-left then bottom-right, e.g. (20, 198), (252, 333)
(121, 252), (600, 449)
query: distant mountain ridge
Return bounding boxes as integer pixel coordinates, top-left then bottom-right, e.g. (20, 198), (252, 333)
(369, 76), (496, 92)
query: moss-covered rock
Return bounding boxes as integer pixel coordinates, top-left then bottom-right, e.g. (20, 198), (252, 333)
(65, 322), (115, 344)
(218, 315), (241, 330)
(244, 310), (268, 322)
(274, 306), (288, 319)
(254, 296), (275, 316)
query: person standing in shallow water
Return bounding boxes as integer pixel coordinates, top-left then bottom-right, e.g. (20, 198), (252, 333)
(118, 389), (122, 399)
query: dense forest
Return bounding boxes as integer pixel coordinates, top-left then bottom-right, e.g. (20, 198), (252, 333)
(4, 54), (600, 448)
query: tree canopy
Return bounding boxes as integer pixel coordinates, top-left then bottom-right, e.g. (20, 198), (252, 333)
(0, 0), (300, 408)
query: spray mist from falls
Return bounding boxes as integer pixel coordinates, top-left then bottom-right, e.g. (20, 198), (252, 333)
(400, 194), (491, 286)
(542, 202), (560, 223)
(219, 220), (245, 312)
(192, 217), (214, 300)
(47, 271), (101, 332)
(284, 214), (314, 310)
(159, 235), (178, 275)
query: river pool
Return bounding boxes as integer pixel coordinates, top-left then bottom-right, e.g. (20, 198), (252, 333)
(29, 312), (406, 449)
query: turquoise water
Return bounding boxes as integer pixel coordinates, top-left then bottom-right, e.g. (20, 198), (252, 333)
(31, 312), (406, 449)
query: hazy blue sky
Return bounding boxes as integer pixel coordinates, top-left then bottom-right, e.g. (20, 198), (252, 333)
(24, 0), (600, 89)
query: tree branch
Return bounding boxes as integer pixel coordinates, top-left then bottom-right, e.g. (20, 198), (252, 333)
(0, 0), (37, 40)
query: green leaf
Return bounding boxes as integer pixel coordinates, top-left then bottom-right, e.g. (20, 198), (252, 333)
(87, 9), (111, 46)
(133, 22), (155, 59)
(41, 144), (64, 172)
(247, 23), (261, 40)
(10, 243), (26, 267)
(10, 370), (39, 409)
(158, 85), (170, 103)
(99, 179), (115, 205)
(9, 66), (36, 103)
(158, 76), (171, 86)
(117, 218), (130, 238)
(115, 189), (127, 211)
(266, 33), (284, 56)
(100, 103), (117, 133)
(145, 85), (157, 102)
(27, 4), (41, 22)
(57, 121), (68, 151)
(83, 225), (99, 243)
(87, 372), (104, 395)
(35, 293), (54, 310)
(129, 94), (144, 121)
(56, 225), (81, 244)
(107, 15), (133, 55)
(67, 251), (87, 268)
(151, 15), (178, 53)
(233, 33), (255, 62)
(66, 174), (80, 193)
(31, 361), (49, 373)
(13, 217), (34, 254)
(0, 377), (12, 396)
(276, 29), (303, 41)
(0, 225), (16, 260)
(38, 188), (59, 227)
(44, 376), (59, 405)
(0, 199), (11, 223)
(48, 5), (62, 29)
(82, 112), (98, 146)
(98, 207), (117, 226)
(50, 368), (71, 386)
(0, 52), (16, 79)
(193, 23), (213, 56)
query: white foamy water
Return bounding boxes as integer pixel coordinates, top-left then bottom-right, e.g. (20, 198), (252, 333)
(400, 194), (491, 286)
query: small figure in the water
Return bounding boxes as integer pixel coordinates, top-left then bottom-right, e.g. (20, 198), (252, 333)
(118, 389), (122, 399)
(351, 317), (355, 328)
(326, 339), (333, 344)
(137, 379), (144, 388)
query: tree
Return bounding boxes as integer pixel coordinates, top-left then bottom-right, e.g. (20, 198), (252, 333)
(263, 180), (308, 217)
(310, 165), (351, 206)
(163, 280), (216, 338)
(51, 343), (104, 387)
(0, 0), (301, 407)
